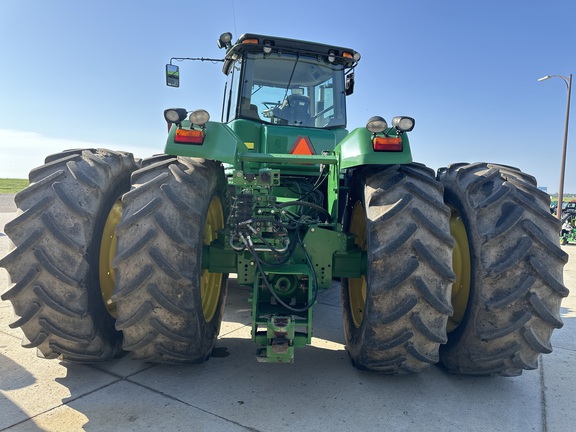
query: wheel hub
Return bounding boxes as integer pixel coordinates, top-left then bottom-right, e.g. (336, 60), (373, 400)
(448, 209), (471, 332)
(348, 201), (367, 328)
(201, 196), (224, 322)
(99, 200), (122, 317)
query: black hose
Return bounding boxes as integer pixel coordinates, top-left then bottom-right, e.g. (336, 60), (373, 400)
(276, 200), (331, 222)
(248, 228), (318, 313)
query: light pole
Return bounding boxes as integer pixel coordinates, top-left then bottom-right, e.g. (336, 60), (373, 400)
(538, 74), (572, 219)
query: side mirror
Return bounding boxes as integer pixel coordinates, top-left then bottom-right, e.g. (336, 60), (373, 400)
(166, 64), (180, 87)
(345, 72), (354, 96)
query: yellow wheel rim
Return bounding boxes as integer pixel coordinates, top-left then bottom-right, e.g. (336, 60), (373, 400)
(448, 208), (471, 332)
(348, 201), (367, 328)
(99, 200), (122, 317)
(201, 196), (224, 322)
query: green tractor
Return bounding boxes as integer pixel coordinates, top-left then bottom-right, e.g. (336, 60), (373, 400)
(0, 32), (569, 376)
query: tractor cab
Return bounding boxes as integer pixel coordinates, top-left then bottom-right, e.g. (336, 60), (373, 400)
(164, 33), (363, 174)
(217, 33), (360, 130)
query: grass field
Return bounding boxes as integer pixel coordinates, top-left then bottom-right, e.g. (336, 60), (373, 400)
(0, 179), (28, 194)
(0, 177), (572, 200)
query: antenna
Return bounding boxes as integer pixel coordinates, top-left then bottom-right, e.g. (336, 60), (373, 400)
(231, 0), (238, 37)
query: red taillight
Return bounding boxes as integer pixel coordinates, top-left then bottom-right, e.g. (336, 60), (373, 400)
(175, 128), (204, 144)
(373, 136), (402, 152)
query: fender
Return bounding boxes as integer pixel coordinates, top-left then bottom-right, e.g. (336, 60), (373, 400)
(335, 127), (413, 169)
(164, 120), (247, 164)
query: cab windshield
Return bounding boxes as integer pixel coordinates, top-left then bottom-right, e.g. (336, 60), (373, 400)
(235, 52), (347, 129)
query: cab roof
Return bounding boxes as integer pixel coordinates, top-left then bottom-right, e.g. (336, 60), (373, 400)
(226, 33), (360, 68)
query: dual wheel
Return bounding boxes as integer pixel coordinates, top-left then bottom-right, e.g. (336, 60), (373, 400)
(1, 151), (568, 375)
(342, 163), (568, 375)
(1, 150), (228, 363)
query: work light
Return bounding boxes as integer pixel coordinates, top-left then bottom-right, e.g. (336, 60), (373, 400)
(218, 32), (233, 49)
(366, 116), (388, 134)
(392, 116), (415, 132)
(189, 109), (210, 126)
(164, 108), (188, 124)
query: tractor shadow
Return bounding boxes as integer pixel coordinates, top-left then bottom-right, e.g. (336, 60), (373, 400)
(0, 353), (44, 431)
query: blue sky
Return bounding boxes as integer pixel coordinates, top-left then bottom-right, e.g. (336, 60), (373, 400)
(1, 0), (574, 193)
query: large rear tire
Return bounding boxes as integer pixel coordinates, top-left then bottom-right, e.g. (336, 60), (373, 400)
(0, 149), (138, 361)
(341, 164), (455, 374)
(438, 163), (569, 376)
(112, 156), (229, 363)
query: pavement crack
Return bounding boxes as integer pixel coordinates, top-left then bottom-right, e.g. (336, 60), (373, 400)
(540, 354), (548, 432)
(123, 378), (262, 431)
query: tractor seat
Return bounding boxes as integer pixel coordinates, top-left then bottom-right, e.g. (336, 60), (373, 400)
(282, 95), (312, 127)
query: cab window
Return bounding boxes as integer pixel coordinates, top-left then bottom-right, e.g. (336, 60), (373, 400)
(234, 52), (346, 129)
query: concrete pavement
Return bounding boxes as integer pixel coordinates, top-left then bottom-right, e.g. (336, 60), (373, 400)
(1, 206), (575, 432)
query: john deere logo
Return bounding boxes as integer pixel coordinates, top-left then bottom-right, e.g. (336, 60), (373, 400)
(290, 136), (315, 155)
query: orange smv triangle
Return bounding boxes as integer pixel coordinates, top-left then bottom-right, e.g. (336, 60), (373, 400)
(290, 136), (315, 155)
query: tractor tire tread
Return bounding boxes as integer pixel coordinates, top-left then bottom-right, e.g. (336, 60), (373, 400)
(0, 149), (137, 361)
(342, 164), (455, 374)
(438, 162), (568, 375)
(113, 156), (229, 364)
